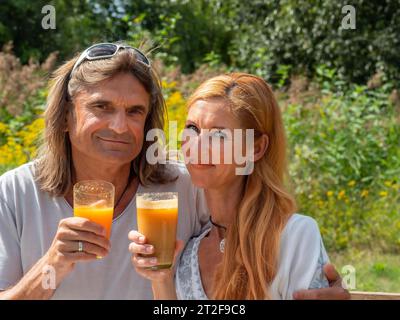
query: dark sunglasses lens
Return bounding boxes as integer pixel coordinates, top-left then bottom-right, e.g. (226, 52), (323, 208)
(87, 44), (118, 58)
(133, 48), (150, 65)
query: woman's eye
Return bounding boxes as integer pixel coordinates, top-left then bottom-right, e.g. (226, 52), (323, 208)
(212, 130), (228, 139)
(185, 124), (200, 134)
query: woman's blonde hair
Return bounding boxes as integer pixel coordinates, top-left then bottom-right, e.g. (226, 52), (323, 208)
(187, 73), (297, 299)
(35, 44), (174, 196)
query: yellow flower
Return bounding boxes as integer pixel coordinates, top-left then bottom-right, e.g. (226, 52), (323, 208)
(384, 180), (392, 187)
(338, 190), (345, 200)
(379, 191), (388, 197)
(167, 91), (184, 107)
(326, 191), (333, 197)
(348, 180), (356, 187)
(0, 122), (8, 133)
(162, 80), (177, 90)
(360, 190), (369, 198)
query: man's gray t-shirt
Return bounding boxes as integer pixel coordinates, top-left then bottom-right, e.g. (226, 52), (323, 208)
(0, 161), (209, 299)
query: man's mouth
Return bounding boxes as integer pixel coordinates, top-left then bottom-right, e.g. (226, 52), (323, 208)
(97, 136), (131, 145)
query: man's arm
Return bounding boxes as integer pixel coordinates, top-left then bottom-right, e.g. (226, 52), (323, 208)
(0, 217), (110, 300)
(0, 253), (57, 299)
(293, 263), (351, 300)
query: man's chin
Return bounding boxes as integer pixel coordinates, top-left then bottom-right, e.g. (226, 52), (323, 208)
(95, 149), (137, 164)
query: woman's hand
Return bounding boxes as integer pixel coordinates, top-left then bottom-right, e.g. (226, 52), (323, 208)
(128, 230), (184, 299)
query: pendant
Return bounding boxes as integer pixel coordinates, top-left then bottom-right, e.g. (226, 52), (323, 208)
(219, 238), (225, 253)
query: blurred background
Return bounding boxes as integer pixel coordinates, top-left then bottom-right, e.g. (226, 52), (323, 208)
(0, 0), (399, 292)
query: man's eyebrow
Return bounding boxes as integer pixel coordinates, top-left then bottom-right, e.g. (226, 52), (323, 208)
(86, 99), (113, 106)
(87, 100), (148, 111)
(127, 104), (147, 111)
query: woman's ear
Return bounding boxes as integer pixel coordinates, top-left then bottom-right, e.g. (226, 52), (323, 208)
(254, 134), (269, 162)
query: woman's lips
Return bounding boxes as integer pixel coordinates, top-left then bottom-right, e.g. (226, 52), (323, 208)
(189, 163), (215, 169)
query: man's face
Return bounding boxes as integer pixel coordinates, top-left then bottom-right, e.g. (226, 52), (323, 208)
(67, 72), (150, 166)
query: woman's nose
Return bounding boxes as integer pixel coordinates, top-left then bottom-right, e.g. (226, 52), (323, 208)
(194, 133), (215, 164)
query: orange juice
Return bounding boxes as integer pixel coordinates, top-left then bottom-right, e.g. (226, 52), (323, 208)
(74, 206), (114, 239)
(136, 194), (178, 269)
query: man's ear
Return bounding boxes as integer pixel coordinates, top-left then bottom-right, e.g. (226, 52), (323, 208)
(253, 134), (269, 162)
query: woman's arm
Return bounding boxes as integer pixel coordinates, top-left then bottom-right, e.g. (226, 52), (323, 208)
(274, 214), (332, 299)
(151, 277), (178, 300)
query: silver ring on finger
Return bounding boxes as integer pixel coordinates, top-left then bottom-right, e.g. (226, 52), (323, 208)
(78, 241), (84, 252)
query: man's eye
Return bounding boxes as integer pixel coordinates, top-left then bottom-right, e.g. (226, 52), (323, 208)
(185, 124), (200, 134)
(94, 104), (108, 110)
(128, 108), (143, 115)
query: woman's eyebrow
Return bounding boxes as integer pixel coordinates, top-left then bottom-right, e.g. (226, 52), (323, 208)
(185, 121), (228, 130)
(185, 120), (198, 125)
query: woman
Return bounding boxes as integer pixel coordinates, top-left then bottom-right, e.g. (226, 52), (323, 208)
(129, 73), (329, 299)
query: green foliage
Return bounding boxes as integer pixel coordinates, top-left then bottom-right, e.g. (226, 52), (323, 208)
(121, 0), (232, 73)
(1, 1), (399, 85)
(282, 77), (400, 252)
(330, 248), (400, 292)
(221, 0), (400, 85)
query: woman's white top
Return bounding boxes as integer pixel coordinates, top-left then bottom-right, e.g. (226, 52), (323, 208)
(175, 213), (329, 300)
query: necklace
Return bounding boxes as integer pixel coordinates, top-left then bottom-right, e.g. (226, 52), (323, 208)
(114, 168), (136, 209)
(209, 216), (227, 253)
(113, 178), (131, 209)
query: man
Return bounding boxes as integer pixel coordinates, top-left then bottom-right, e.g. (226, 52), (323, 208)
(0, 42), (349, 299)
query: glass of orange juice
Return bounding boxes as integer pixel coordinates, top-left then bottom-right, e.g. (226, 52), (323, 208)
(73, 180), (115, 245)
(136, 192), (178, 270)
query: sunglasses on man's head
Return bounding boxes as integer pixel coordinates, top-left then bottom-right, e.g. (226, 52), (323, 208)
(71, 43), (151, 75)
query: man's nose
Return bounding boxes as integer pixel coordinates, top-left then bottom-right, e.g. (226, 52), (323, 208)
(109, 110), (128, 134)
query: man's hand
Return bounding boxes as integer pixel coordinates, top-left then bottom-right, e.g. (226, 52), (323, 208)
(45, 217), (111, 280)
(293, 263), (351, 300)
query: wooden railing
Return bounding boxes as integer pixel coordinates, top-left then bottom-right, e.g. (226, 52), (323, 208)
(350, 291), (400, 300)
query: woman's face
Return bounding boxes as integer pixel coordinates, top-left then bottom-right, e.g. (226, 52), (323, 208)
(182, 99), (248, 190)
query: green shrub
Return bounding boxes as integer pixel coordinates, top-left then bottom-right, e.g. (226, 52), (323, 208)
(282, 78), (400, 252)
